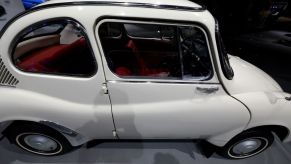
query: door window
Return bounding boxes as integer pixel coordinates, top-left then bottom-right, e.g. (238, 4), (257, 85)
(98, 22), (213, 80)
(12, 19), (97, 77)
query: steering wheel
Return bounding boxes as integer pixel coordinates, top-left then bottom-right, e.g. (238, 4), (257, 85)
(180, 36), (210, 76)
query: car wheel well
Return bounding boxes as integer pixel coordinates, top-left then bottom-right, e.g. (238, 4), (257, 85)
(2, 120), (74, 156)
(245, 125), (289, 141)
(2, 120), (62, 139)
(2, 120), (86, 147)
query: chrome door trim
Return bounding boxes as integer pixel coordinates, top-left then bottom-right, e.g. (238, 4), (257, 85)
(107, 80), (220, 85)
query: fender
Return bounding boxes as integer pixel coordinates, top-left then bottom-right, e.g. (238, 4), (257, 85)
(1, 119), (88, 146)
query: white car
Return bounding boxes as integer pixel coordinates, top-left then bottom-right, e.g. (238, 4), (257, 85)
(0, 0), (290, 159)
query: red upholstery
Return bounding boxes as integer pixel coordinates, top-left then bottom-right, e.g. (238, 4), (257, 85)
(116, 67), (132, 76)
(18, 44), (68, 72)
(17, 38), (86, 72)
(125, 40), (169, 76)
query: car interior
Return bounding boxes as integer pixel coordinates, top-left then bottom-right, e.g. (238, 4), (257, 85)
(99, 22), (182, 79)
(99, 22), (212, 79)
(13, 21), (96, 77)
(12, 20), (211, 79)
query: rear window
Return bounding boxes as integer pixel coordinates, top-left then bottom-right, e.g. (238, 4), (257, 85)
(12, 19), (97, 77)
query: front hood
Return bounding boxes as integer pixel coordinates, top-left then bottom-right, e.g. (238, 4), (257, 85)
(227, 55), (282, 94)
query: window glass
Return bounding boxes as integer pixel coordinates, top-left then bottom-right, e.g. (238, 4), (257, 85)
(179, 26), (212, 79)
(99, 22), (212, 80)
(24, 23), (65, 39)
(13, 20), (97, 77)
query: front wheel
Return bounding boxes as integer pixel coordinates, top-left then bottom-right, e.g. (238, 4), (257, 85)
(5, 123), (73, 156)
(217, 131), (274, 159)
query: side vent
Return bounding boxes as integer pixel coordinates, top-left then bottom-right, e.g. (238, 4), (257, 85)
(0, 56), (19, 87)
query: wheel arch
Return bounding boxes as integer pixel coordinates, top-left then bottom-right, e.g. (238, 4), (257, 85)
(245, 125), (289, 141)
(207, 124), (289, 147)
(1, 120), (88, 147)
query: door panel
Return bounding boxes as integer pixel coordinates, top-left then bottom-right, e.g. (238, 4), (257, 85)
(95, 19), (250, 140)
(108, 81), (250, 139)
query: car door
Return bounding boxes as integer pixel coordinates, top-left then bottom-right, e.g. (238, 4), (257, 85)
(0, 14), (115, 140)
(96, 19), (250, 140)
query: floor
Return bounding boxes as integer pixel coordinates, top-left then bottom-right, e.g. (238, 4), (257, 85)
(0, 0), (24, 30)
(0, 135), (291, 164)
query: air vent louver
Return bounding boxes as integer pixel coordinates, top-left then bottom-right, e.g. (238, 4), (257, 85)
(0, 56), (19, 87)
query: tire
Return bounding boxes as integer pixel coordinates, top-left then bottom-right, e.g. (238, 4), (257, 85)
(5, 123), (73, 156)
(217, 131), (274, 159)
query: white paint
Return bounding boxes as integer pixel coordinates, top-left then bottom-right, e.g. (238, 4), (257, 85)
(0, 1), (290, 151)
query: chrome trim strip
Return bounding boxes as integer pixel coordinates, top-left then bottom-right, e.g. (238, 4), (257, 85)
(0, 84), (16, 88)
(10, 18), (98, 79)
(107, 80), (220, 85)
(39, 120), (88, 147)
(97, 19), (217, 82)
(41, 1), (206, 12)
(39, 121), (78, 137)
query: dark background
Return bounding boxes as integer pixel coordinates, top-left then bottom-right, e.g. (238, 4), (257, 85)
(193, 0), (291, 92)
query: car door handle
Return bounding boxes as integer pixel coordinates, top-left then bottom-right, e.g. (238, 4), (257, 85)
(196, 86), (219, 94)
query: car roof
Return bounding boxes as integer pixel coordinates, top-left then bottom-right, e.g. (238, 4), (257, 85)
(40, 0), (202, 9)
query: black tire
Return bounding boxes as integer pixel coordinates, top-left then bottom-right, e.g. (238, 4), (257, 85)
(4, 123), (73, 156)
(217, 131), (274, 159)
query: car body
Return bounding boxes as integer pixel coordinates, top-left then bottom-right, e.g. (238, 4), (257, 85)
(0, 0), (291, 159)
(227, 30), (291, 93)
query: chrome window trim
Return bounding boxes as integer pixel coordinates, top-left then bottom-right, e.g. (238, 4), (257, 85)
(0, 1), (206, 39)
(10, 18), (98, 78)
(96, 19), (218, 83)
(107, 80), (220, 85)
(40, 1), (206, 12)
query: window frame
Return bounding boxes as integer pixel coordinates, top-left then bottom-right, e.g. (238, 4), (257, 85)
(21, 23), (66, 42)
(10, 18), (98, 78)
(215, 22), (234, 80)
(96, 19), (217, 82)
